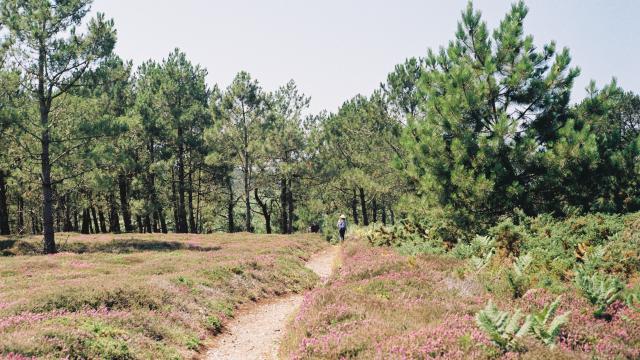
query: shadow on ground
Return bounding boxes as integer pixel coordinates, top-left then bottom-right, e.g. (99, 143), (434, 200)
(0, 238), (221, 256)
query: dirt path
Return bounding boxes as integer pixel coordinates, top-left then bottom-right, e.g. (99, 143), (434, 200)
(206, 245), (339, 360)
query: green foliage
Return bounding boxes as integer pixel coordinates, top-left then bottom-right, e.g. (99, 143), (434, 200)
(505, 253), (532, 299)
(206, 315), (223, 334)
(528, 297), (571, 347)
(401, 1), (580, 231)
(475, 301), (531, 352)
(574, 267), (624, 318)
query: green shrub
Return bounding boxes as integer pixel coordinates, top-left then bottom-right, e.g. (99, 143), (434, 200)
(475, 301), (531, 352)
(206, 315), (223, 333)
(574, 267), (624, 318)
(528, 296), (571, 348)
(506, 253), (532, 299)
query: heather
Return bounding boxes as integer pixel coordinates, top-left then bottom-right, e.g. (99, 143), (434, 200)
(283, 236), (640, 359)
(0, 233), (326, 359)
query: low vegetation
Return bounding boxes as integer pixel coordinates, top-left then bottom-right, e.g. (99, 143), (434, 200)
(284, 212), (640, 359)
(0, 233), (326, 359)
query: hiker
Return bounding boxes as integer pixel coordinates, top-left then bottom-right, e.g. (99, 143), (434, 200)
(337, 214), (347, 242)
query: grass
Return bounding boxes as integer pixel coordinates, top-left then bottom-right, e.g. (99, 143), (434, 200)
(282, 239), (640, 359)
(0, 232), (327, 359)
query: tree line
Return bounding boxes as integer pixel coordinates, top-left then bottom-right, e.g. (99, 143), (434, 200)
(1, 0), (638, 253)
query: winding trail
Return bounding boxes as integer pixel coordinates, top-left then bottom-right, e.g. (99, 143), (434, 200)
(206, 245), (340, 360)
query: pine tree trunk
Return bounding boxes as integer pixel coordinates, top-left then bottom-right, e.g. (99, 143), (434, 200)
(280, 178), (288, 234)
(63, 194), (73, 232)
(81, 208), (91, 234)
(287, 178), (294, 233)
(195, 168), (202, 234)
(31, 212), (38, 235)
(55, 195), (62, 232)
(40, 116), (56, 252)
(351, 188), (359, 225)
(17, 196), (24, 234)
(158, 208), (167, 234)
(359, 187), (369, 226)
(152, 211), (159, 233)
(188, 170), (196, 233)
(108, 194), (121, 233)
(136, 215), (143, 233)
(390, 209), (395, 225)
(244, 159), (252, 232)
(144, 215), (152, 233)
(90, 206), (100, 234)
(254, 189), (272, 234)
(372, 198), (378, 223)
(118, 174), (133, 232)
(72, 208), (78, 232)
(0, 171), (10, 235)
(171, 167), (178, 231)
(98, 208), (107, 233)
(381, 206), (387, 225)
(38, 44), (56, 253)
(227, 176), (235, 233)
(176, 128), (188, 233)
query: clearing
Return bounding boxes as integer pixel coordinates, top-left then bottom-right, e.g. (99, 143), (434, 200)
(0, 232), (327, 359)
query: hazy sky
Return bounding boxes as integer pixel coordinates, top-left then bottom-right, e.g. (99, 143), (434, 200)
(92, 0), (639, 114)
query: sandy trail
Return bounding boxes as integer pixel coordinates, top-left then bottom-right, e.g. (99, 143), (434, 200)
(206, 245), (339, 360)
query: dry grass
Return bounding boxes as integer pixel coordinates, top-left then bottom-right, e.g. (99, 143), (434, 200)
(0, 232), (327, 359)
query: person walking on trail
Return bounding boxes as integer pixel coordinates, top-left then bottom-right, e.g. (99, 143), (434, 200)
(337, 214), (347, 242)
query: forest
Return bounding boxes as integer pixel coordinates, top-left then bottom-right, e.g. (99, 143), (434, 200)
(0, 0), (638, 255)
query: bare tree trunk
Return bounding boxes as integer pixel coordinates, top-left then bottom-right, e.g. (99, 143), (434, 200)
(0, 171), (10, 235)
(188, 170), (196, 233)
(381, 206), (387, 226)
(40, 114), (56, 252)
(81, 208), (91, 234)
(244, 161), (252, 232)
(118, 174), (133, 232)
(152, 211), (159, 233)
(17, 196), (25, 233)
(351, 188), (359, 225)
(108, 194), (121, 233)
(227, 176), (235, 233)
(55, 194), (62, 232)
(158, 208), (167, 234)
(135, 215), (143, 233)
(176, 127), (188, 233)
(38, 43), (56, 253)
(359, 187), (369, 226)
(72, 208), (78, 232)
(195, 168), (202, 233)
(171, 167), (178, 231)
(372, 198), (378, 223)
(63, 194), (73, 232)
(287, 178), (294, 233)
(90, 206), (100, 234)
(144, 214), (152, 233)
(98, 208), (108, 233)
(254, 189), (272, 234)
(279, 178), (287, 234)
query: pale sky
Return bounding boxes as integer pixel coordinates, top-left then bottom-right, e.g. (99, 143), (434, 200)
(92, 0), (640, 114)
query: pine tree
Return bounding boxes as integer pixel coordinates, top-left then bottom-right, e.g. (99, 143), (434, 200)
(1, 0), (116, 253)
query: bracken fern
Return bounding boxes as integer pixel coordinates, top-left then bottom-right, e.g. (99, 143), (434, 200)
(528, 296), (571, 347)
(475, 301), (531, 352)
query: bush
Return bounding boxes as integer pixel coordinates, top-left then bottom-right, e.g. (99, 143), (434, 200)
(574, 267), (624, 318)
